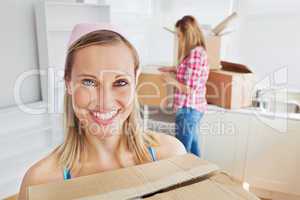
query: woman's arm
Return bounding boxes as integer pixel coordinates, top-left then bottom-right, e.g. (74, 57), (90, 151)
(161, 72), (192, 95)
(18, 152), (60, 200)
(18, 166), (40, 200)
(155, 133), (187, 160)
(184, 48), (209, 91)
(158, 66), (177, 73)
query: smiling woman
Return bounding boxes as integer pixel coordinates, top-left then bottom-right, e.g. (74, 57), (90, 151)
(17, 23), (186, 200)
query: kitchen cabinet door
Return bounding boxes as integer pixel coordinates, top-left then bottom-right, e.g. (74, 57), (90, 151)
(200, 111), (250, 181)
(245, 115), (300, 196)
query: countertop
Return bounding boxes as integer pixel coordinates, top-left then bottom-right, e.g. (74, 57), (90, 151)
(206, 104), (300, 121)
(144, 104), (300, 122)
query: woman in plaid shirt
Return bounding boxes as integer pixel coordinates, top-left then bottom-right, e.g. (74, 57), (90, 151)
(159, 16), (209, 157)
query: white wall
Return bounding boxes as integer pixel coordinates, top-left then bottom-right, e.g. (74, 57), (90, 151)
(107, 0), (232, 66)
(235, 0), (300, 90)
(159, 0), (232, 25)
(152, 0), (232, 66)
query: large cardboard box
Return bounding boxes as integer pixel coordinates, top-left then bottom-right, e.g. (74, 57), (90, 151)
(137, 68), (173, 107)
(206, 61), (255, 109)
(28, 154), (259, 200)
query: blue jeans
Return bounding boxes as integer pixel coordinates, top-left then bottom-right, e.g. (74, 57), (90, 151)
(175, 107), (204, 157)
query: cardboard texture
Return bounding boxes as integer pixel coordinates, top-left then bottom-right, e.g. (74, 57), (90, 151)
(205, 36), (221, 70)
(28, 154), (259, 200)
(212, 12), (238, 35)
(206, 12), (237, 70)
(137, 70), (172, 107)
(145, 173), (259, 200)
(206, 61), (254, 109)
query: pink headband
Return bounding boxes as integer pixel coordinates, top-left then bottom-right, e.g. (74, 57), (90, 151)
(68, 23), (126, 48)
(67, 23), (141, 79)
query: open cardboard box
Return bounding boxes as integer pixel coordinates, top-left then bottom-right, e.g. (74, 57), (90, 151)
(206, 61), (255, 109)
(205, 12), (237, 70)
(28, 154), (260, 200)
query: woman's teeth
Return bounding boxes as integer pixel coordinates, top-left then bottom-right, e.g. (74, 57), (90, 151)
(91, 110), (118, 120)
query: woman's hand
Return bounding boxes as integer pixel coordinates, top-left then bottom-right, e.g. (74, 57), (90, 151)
(161, 72), (176, 83)
(158, 66), (176, 73)
(161, 72), (192, 95)
(181, 84), (192, 95)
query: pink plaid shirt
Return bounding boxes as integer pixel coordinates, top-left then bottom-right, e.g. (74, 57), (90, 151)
(173, 46), (209, 112)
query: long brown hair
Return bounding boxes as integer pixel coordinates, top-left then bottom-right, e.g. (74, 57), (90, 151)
(56, 30), (157, 172)
(175, 15), (206, 62)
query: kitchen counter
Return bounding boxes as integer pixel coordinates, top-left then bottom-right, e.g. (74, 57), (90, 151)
(206, 104), (300, 121)
(143, 104), (300, 122)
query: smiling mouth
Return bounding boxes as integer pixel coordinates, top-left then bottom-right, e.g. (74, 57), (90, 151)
(89, 109), (119, 126)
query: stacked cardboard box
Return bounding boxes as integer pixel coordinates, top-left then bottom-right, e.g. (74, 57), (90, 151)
(28, 154), (259, 200)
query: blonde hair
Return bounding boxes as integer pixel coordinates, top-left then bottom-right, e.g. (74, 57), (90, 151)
(175, 15), (206, 62)
(56, 30), (158, 172)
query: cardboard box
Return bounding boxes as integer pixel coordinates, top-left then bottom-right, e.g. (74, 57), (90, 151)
(205, 12), (237, 70)
(28, 154), (259, 200)
(137, 69), (173, 107)
(205, 35), (221, 70)
(206, 61), (255, 109)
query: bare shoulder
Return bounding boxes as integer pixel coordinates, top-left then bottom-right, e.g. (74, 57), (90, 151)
(151, 132), (186, 160)
(18, 149), (62, 200)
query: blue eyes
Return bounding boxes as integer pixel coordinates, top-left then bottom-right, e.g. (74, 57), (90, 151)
(113, 79), (128, 87)
(81, 79), (128, 87)
(82, 79), (96, 87)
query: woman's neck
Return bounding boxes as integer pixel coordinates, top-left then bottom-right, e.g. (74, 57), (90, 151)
(82, 132), (130, 165)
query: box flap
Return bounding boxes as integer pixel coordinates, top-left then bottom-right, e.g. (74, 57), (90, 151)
(208, 173), (260, 200)
(212, 12), (238, 36)
(29, 154), (219, 200)
(142, 173), (260, 200)
(221, 61), (252, 73)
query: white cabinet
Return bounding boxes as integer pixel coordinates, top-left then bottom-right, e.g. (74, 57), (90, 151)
(201, 108), (300, 198)
(200, 110), (250, 181)
(245, 116), (300, 196)
(0, 103), (53, 198)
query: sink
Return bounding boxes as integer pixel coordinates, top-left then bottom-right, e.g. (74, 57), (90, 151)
(252, 100), (300, 114)
(253, 89), (300, 114)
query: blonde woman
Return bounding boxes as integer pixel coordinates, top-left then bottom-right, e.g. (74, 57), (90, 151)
(159, 15), (209, 157)
(18, 23), (185, 200)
